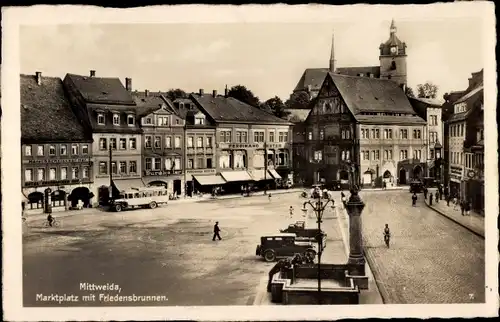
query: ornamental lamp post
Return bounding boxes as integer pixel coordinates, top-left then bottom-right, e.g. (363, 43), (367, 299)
(301, 191), (335, 304)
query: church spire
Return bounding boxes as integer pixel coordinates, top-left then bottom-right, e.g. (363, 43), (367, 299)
(329, 30), (336, 73)
(390, 19), (397, 34)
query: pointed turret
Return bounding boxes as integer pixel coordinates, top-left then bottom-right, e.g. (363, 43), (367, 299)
(329, 31), (336, 73)
(390, 19), (397, 34)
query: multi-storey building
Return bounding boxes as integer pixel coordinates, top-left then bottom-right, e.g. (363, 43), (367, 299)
(189, 89), (293, 194)
(21, 72), (93, 212)
(171, 94), (218, 196)
(134, 90), (185, 196)
(302, 72), (427, 189)
(445, 69), (483, 212)
(285, 109), (311, 186)
(293, 19), (408, 99)
(63, 71), (142, 204)
(408, 97), (444, 179)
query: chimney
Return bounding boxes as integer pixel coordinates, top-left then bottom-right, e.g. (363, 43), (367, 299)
(213, 90), (217, 97)
(125, 77), (132, 91)
(199, 89), (204, 96)
(224, 85), (228, 97)
(90, 70), (96, 77)
(35, 71), (42, 86)
(145, 89), (149, 97)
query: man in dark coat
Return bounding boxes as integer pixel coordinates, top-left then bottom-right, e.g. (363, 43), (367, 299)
(429, 192), (433, 206)
(423, 187), (428, 200)
(212, 221), (222, 241)
(412, 193), (418, 206)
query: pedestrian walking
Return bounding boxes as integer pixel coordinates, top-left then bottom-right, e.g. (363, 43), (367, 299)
(460, 200), (465, 216)
(429, 192), (433, 206)
(411, 192), (418, 207)
(268, 193), (272, 202)
(212, 221), (222, 241)
(289, 206), (294, 218)
(465, 200), (471, 216)
(453, 196), (459, 210)
(446, 195), (450, 207)
(435, 190), (439, 203)
(423, 187), (428, 199)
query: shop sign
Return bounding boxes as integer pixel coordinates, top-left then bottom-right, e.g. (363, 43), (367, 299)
(24, 179), (82, 187)
(186, 169), (216, 175)
(25, 158), (91, 164)
(226, 143), (259, 149)
(144, 170), (182, 176)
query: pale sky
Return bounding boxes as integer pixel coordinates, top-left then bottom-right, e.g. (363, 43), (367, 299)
(20, 18), (484, 102)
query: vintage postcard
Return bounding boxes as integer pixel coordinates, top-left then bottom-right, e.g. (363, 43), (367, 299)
(1, 3), (498, 321)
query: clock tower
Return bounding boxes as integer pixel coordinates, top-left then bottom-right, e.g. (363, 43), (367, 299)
(379, 19), (407, 89)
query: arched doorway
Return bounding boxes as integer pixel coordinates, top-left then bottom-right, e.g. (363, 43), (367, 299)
(339, 170), (349, 181)
(383, 170), (392, 179)
(70, 187), (91, 208)
(98, 185), (109, 205)
(148, 181), (168, 188)
(399, 168), (407, 185)
(362, 170), (373, 186)
(413, 165), (423, 179)
(27, 191), (44, 209)
(51, 190), (66, 207)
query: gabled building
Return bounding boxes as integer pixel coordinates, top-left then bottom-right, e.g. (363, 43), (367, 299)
(293, 19), (408, 99)
(63, 71), (142, 204)
(284, 108), (311, 185)
(21, 72), (93, 212)
(408, 97), (444, 179)
(445, 69), (483, 212)
(302, 72), (426, 188)
(134, 90), (185, 196)
(189, 89), (293, 194)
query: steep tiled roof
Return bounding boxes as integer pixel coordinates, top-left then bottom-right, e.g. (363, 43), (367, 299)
(355, 115), (426, 125)
(454, 85), (483, 104)
(330, 73), (417, 115)
(336, 66), (381, 78)
(21, 74), (90, 143)
(132, 91), (167, 118)
(284, 108), (311, 123)
(293, 68), (329, 92)
(65, 73), (135, 105)
(191, 94), (292, 125)
(409, 97), (442, 107)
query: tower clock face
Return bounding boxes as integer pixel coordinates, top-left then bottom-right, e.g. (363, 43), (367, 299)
(390, 46), (397, 54)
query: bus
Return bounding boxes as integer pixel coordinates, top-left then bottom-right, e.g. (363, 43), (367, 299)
(110, 186), (169, 212)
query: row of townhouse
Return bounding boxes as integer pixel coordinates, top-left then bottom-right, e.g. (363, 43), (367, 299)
(21, 71), (293, 212)
(442, 69), (484, 213)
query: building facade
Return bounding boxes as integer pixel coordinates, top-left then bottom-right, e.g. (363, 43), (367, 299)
(189, 89), (293, 194)
(134, 90), (185, 196)
(408, 97), (444, 179)
(21, 72), (93, 212)
(445, 70), (483, 212)
(301, 71), (427, 189)
(63, 71), (142, 204)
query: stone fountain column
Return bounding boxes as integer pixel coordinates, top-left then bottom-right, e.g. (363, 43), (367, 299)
(345, 186), (366, 276)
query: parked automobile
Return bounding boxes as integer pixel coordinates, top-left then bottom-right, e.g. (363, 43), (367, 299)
(255, 233), (319, 262)
(409, 180), (424, 193)
(279, 221), (327, 242)
(324, 180), (342, 191)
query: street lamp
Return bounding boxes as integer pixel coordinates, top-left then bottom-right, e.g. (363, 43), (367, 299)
(301, 190), (335, 304)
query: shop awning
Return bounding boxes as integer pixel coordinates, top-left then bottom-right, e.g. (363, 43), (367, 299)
(193, 174), (226, 186)
(249, 169), (273, 181)
(113, 179), (145, 192)
(268, 169), (282, 180)
(220, 171), (254, 182)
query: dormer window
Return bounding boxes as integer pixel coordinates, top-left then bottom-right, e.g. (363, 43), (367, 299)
(127, 115), (135, 126)
(158, 116), (169, 126)
(97, 113), (105, 125)
(195, 116), (205, 125)
(113, 113), (120, 126)
(144, 117), (152, 125)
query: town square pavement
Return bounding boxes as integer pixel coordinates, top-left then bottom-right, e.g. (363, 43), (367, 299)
(22, 189), (484, 306)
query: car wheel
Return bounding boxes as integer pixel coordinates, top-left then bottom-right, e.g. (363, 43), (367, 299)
(264, 250), (276, 262)
(115, 204), (122, 212)
(150, 201), (157, 209)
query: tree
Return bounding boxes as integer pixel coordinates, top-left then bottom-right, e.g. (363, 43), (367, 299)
(405, 86), (415, 98)
(227, 85), (260, 107)
(416, 82), (439, 99)
(285, 90), (311, 109)
(262, 96), (289, 118)
(165, 88), (188, 102)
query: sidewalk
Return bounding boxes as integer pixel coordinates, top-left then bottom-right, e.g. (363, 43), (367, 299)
(253, 197), (384, 305)
(23, 188), (304, 223)
(424, 198), (484, 238)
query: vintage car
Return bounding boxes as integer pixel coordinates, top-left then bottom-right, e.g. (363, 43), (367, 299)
(409, 180), (424, 193)
(279, 221), (327, 241)
(256, 233), (323, 262)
